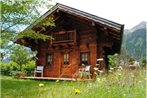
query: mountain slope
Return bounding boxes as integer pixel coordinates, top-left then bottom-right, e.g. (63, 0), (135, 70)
(130, 21), (146, 32)
(123, 21), (146, 60)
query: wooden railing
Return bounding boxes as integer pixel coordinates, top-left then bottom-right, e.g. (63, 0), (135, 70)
(52, 30), (76, 43)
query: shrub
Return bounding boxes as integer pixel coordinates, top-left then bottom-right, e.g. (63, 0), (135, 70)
(128, 57), (135, 65)
(23, 60), (35, 76)
(1, 60), (35, 76)
(10, 71), (25, 78)
(1, 62), (19, 75)
(108, 53), (120, 68)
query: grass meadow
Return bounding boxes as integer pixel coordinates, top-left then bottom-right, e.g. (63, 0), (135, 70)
(1, 68), (146, 98)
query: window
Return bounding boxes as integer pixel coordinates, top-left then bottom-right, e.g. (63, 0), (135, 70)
(47, 53), (53, 65)
(81, 52), (89, 65)
(64, 53), (69, 64)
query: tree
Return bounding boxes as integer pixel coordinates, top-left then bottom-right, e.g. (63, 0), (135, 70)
(1, 0), (55, 60)
(9, 44), (36, 71)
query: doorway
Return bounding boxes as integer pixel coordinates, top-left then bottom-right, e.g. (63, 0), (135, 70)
(60, 52), (72, 77)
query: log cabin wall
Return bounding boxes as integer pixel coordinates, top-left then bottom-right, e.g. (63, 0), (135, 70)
(32, 17), (119, 77)
(36, 23), (99, 77)
(43, 13), (97, 77)
(37, 42), (47, 66)
(78, 27), (97, 76)
(68, 14), (98, 76)
(43, 50), (61, 77)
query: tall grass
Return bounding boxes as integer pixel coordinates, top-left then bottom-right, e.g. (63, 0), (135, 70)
(1, 68), (146, 98)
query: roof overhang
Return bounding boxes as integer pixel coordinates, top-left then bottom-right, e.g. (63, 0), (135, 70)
(26, 3), (123, 32)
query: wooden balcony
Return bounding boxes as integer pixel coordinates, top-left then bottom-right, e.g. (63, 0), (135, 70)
(52, 30), (76, 44)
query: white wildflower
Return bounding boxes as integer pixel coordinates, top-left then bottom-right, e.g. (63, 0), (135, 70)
(118, 66), (123, 70)
(108, 70), (112, 73)
(97, 78), (101, 82)
(110, 67), (114, 70)
(118, 73), (122, 76)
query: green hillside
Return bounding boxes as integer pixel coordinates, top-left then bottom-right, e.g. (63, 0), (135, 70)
(123, 27), (146, 60)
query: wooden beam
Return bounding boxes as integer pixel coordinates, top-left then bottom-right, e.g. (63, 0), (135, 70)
(109, 32), (120, 37)
(111, 36), (120, 40)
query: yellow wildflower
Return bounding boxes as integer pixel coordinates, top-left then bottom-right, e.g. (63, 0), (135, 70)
(74, 89), (80, 94)
(39, 83), (44, 87)
(56, 80), (59, 82)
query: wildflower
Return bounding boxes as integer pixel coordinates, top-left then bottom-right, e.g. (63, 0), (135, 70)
(87, 83), (93, 88)
(130, 73), (135, 78)
(102, 78), (106, 81)
(124, 94), (126, 97)
(138, 81), (142, 83)
(72, 78), (76, 81)
(118, 82), (121, 85)
(110, 67), (114, 70)
(117, 69), (122, 72)
(118, 73), (122, 76)
(106, 81), (111, 86)
(39, 83), (44, 87)
(97, 78), (101, 82)
(118, 66), (123, 70)
(56, 80), (59, 82)
(108, 70), (112, 73)
(74, 89), (80, 94)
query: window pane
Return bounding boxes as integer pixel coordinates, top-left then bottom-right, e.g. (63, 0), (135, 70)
(64, 53), (69, 64)
(81, 52), (89, 65)
(47, 53), (53, 65)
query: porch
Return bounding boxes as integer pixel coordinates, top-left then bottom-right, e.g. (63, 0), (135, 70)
(20, 76), (93, 81)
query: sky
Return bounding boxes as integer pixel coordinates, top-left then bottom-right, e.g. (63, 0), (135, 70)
(50, 0), (147, 29)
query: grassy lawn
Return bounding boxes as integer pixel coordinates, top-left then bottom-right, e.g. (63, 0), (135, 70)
(1, 69), (146, 98)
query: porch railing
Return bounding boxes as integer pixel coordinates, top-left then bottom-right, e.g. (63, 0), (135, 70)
(52, 30), (76, 43)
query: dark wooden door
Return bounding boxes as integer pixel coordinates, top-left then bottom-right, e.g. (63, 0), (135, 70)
(60, 52), (72, 78)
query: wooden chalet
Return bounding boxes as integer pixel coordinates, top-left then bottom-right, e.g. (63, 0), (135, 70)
(17, 3), (124, 78)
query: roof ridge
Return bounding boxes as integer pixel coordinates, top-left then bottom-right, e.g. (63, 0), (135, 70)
(23, 3), (123, 32)
(56, 3), (122, 28)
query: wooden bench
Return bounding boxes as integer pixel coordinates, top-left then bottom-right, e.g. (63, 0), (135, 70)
(34, 66), (44, 77)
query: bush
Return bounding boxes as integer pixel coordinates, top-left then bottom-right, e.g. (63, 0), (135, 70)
(10, 71), (25, 78)
(1, 60), (35, 76)
(128, 57), (135, 65)
(108, 53), (120, 68)
(1, 62), (19, 75)
(23, 60), (35, 76)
